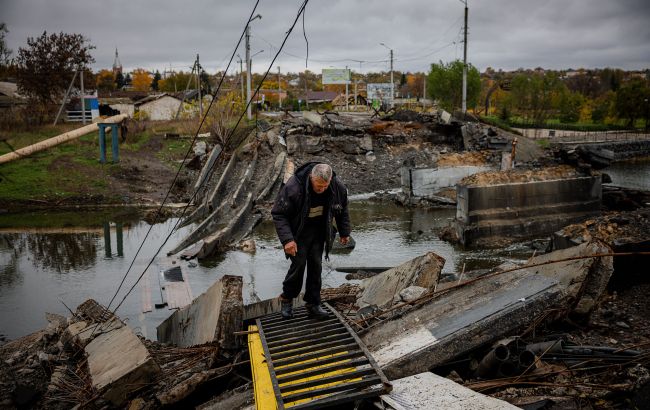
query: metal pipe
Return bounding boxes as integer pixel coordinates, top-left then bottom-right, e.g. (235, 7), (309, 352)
(476, 344), (510, 378)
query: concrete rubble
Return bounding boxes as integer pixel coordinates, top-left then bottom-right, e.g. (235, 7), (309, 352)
(358, 241), (613, 380)
(168, 109), (517, 259)
(356, 251), (445, 309)
(157, 275), (243, 348)
(374, 372), (518, 409)
(2, 110), (649, 408)
(85, 319), (161, 406)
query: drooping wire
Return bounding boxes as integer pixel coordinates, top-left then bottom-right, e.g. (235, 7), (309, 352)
(100, 0), (261, 318)
(302, 5), (308, 67)
(108, 0), (311, 317)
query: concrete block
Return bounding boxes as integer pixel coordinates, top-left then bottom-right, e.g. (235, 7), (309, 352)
(157, 275), (243, 348)
(402, 166), (492, 198)
(378, 372), (518, 409)
(364, 267), (560, 379)
(357, 252), (445, 308)
(362, 242), (612, 380)
(85, 319), (161, 406)
(456, 176), (602, 245)
(285, 135), (322, 154)
(302, 111), (322, 126)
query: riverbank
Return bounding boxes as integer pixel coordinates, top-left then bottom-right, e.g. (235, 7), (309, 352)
(0, 120), (196, 212)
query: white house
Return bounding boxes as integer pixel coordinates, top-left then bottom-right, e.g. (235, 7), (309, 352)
(135, 94), (182, 121)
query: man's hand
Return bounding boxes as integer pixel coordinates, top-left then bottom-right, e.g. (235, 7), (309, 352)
(284, 240), (298, 256)
(339, 236), (350, 246)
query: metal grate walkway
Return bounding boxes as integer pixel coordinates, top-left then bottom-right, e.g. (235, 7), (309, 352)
(248, 302), (391, 409)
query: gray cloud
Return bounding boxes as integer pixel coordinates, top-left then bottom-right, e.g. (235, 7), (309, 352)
(2, 0), (649, 75)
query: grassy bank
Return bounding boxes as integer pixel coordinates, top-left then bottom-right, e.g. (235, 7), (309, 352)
(0, 120), (193, 209)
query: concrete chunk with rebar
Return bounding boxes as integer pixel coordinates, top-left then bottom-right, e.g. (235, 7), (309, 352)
(157, 275), (243, 348)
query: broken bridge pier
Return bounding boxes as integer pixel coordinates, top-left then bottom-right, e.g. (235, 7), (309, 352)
(455, 175), (602, 246)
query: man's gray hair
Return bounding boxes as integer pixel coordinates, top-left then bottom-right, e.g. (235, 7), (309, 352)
(311, 163), (332, 181)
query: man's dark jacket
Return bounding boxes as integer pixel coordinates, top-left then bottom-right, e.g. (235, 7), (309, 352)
(271, 162), (350, 259)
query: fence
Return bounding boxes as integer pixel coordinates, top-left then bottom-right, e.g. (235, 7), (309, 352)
(513, 128), (650, 144)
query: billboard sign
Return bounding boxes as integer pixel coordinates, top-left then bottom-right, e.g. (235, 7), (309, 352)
(367, 83), (393, 102)
(322, 68), (351, 85)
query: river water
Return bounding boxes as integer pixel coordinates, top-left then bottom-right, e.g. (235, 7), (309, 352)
(604, 158), (650, 191)
(0, 201), (535, 341)
(2, 158), (647, 342)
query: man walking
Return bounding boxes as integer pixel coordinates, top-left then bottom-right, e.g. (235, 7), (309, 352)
(271, 162), (351, 319)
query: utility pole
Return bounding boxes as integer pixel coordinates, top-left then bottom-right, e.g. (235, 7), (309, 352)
(196, 54), (203, 119)
(462, 0), (468, 114)
(390, 49), (394, 107)
(423, 76), (427, 100)
(246, 24), (252, 120)
(80, 66), (86, 124)
(380, 43), (394, 107)
(175, 59), (197, 120)
(304, 71), (309, 110)
(278, 66), (282, 109)
(345, 66), (349, 111)
(245, 14), (261, 120)
(54, 70), (78, 125)
(237, 55), (244, 101)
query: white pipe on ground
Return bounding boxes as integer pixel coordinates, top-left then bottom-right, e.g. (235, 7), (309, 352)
(0, 114), (128, 165)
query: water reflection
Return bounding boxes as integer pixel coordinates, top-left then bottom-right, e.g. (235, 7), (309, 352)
(22, 233), (98, 273)
(0, 236), (19, 287)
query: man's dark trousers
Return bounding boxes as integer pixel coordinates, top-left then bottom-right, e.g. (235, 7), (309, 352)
(281, 226), (324, 305)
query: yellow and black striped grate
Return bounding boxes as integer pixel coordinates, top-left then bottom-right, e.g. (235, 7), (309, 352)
(248, 302), (391, 409)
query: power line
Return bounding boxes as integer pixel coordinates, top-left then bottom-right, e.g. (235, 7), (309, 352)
(107, 0), (312, 317)
(101, 0), (262, 318)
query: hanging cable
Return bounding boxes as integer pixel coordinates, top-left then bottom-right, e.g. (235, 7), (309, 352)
(302, 5), (308, 67)
(108, 0), (311, 317)
(100, 0), (261, 319)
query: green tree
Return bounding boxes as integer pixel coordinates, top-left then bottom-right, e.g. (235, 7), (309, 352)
(509, 72), (563, 125)
(200, 69), (212, 94)
(151, 70), (161, 91)
(558, 89), (584, 123)
(158, 71), (193, 92)
(426, 60), (480, 111)
(15, 31), (95, 106)
(615, 78), (650, 127)
(591, 91), (615, 123)
(115, 71), (125, 89)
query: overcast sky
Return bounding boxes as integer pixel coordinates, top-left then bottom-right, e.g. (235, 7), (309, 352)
(2, 0), (649, 75)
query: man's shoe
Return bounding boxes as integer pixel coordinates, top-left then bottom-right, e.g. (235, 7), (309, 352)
(281, 300), (294, 319)
(306, 304), (329, 320)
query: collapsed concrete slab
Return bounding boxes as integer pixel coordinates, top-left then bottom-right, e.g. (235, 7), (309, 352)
(357, 251), (445, 309)
(157, 275), (243, 348)
(361, 241), (613, 380)
(401, 165), (492, 202)
(455, 174), (601, 245)
(376, 372), (518, 410)
(85, 318), (161, 406)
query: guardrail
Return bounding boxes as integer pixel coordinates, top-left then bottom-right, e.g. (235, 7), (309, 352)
(514, 128), (650, 143)
(65, 110), (93, 122)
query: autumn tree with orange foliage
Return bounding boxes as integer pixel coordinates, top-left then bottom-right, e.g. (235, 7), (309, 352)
(96, 69), (115, 91)
(131, 68), (152, 92)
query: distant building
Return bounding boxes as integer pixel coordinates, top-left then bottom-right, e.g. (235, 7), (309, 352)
(298, 91), (338, 104)
(112, 49), (123, 76)
(0, 81), (26, 108)
(135, 93), (182, 120)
